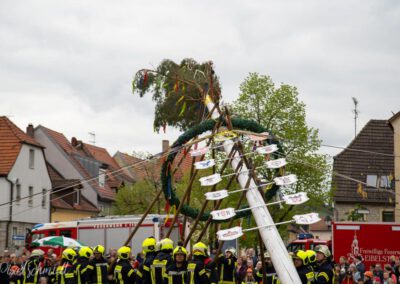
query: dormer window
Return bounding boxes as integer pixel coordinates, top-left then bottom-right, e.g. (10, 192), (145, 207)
(73, 189), (80, 205)
(99, 169), (106, 187)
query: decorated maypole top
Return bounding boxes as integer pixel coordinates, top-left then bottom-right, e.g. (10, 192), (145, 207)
(132, 59), (320, 284)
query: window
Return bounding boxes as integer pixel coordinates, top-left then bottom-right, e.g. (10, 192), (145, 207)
(382, 211), (395, 222)
(49, 231), (57, 236)
(28, 186), (33, 207)
(60, 230), (72, 238)
(42, 189), (46, 208)
(366, 175), (377, 187)
(73, 189), (80, 205)
(16, 183), (21, 205)
(99, 169), (106, 187)
(13, 227), (18, 236)
(379, 176), (391, 189)
(29, 149), (35, 169)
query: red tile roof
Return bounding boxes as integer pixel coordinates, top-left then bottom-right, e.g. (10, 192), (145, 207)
(0, 116), (43, 176)
(41, 126), (116, 201)
(83, 143), (120, 169)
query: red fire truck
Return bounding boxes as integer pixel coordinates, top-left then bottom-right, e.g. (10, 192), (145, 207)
(332, 221), (400, 267)
(26, 214), (187, 255)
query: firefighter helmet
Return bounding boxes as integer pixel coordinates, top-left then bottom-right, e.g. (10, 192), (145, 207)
(306, 250), (316, 264)
(155, 241), (162, 252)
(225, 247), (236, 258)
(315, 245), (331, 258)
(118, 246), (131, 260)
(160, 238), (174, 251)
(62, 248), (77, 262)
(79, 246), (93, 259)
(30, 249), (45, 258)
(193, 242), (208, 256)
(173, 246), (188, 259)
(142, 237), (156, 254)
(93, 245), (105, 255)
(293, 250), (309, 265)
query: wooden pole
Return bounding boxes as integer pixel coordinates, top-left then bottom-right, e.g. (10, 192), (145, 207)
(123, 188), (164, 246)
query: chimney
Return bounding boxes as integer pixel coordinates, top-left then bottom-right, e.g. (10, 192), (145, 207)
(26, 124), (34, 137)
(162, 140), (170, 153)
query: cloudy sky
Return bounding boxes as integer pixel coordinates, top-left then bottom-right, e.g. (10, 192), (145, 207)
(1, 1), (399, 158)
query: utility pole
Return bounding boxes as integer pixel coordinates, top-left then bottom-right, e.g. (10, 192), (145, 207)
(352, 97), (359, 137)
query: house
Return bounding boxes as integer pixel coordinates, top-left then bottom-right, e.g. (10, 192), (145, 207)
(47, 162), (99, 222)
(31, 125), (129, 215)
(0, 117), (51, 251)
(389, 112), (400, 220)
(114, 140), (195, 184)
(332, 119), (396, 222)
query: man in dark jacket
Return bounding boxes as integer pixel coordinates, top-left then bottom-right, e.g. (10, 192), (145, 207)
(87, 245), (109, 284)
(254, 252), (279, 284)
(292, 250), (315, 284)
(315, 245), (334, 284)
(22, 249), (44, 284)
(151, 238), (174, 284)
(164, 246), (188, 284)
(114, 246), (135, 284)
(188, 242), (211, 284)
(137, 237), (157, 284)
(76, 246), (93, 284)
(216, 247), (236, 284)
(55, 248), (77, 284)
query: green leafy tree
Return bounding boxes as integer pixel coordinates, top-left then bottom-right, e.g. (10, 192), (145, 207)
(133, 58), (221, 132)
(232, 72), (331, 243)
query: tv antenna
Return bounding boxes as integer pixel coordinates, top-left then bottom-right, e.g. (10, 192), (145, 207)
(352, 97), (359, 137)
(88, 132), (96, 145)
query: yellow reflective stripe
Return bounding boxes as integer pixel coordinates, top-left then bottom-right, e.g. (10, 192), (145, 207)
(137, 270), (143, 278)
(143, 265), (150, 271)
(199, 269), (206, 276)
(220, 264), (224, 281)
(128, 269), (135, 277)
(317, 272), (329, 281)
(87, 265), (94, 270)
(65, 273), (74, 278)
(97, 266), (102, 283)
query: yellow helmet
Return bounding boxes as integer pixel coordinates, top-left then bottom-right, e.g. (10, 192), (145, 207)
(193, 242), (208, 256)
(62, 248), (77, 262)
(117, 246), (131, 260)
(306, 250), (316, 264)
(78, 247), (93, 259)
(173, 246), (188, 259)
(293, 250), (309, 265)
(93, 245), (105, 255)
(160, 238), (174, 251)
(315, 245), (331, 258)
(142, 237), (156, 254)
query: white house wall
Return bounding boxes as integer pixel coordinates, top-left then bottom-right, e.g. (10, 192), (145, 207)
(34, 127), (98, 206)
(0, 179), (11, 221)
(7, 144), (51, 223)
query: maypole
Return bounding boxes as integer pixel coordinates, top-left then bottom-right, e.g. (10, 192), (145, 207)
(205, 95), (302, 284)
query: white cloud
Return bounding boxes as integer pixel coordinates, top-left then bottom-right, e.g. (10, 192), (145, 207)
(0, 0), (399, 157)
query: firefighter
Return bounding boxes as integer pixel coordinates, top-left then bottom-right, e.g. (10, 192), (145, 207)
(22, 249), (44, 284)
(87, 245), (109, 284)
(216, 247), (236, 284)
(314, 245), (334, 284)
(305, 250), (318, 272)
(137, 237), (157, 284)
(114, 246), (136, 284)
(55, 248), (78, 284)
(151, 238), (174, 284)
(164, 246), (188, 284)
(76, 246), (93, 284)
(253, 252), (279, 284)
(187, 242), (211, 284)
(292, 250), (315, 284)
